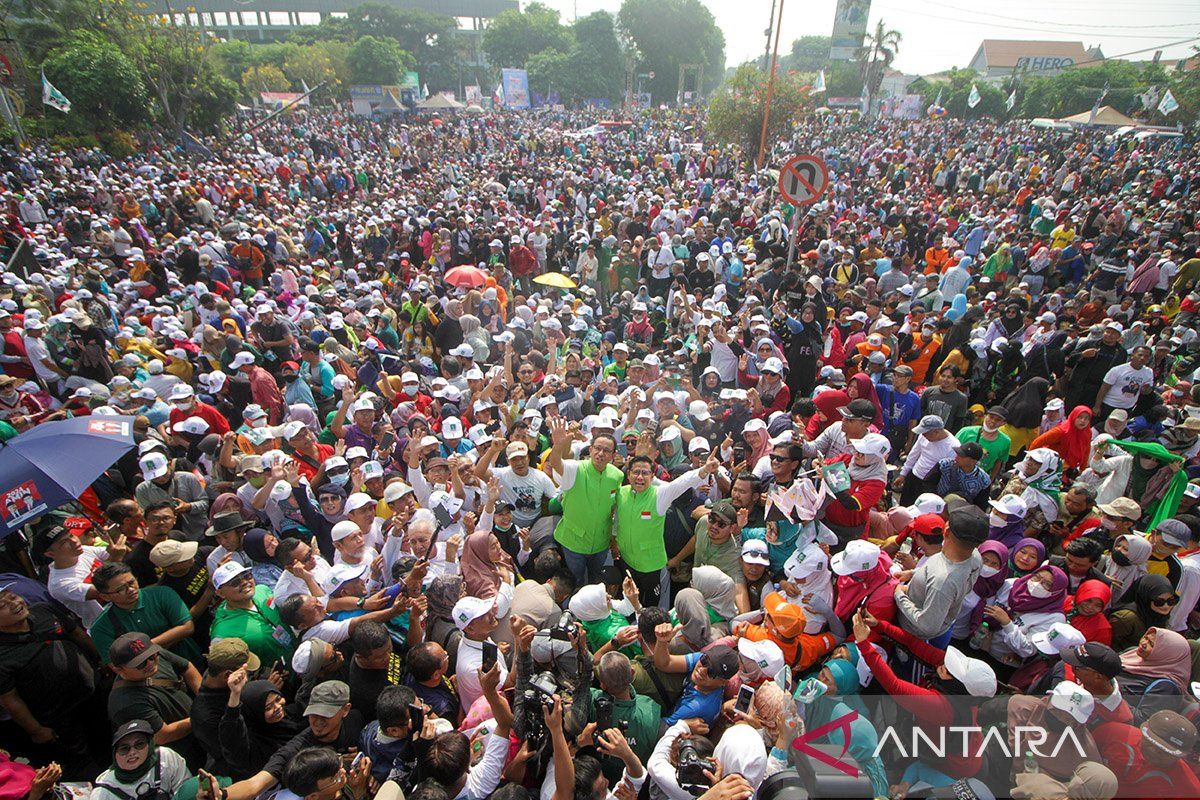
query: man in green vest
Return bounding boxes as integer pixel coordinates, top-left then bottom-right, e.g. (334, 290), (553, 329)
(615, 452), (719, 606)
(544, 417), (623, 585)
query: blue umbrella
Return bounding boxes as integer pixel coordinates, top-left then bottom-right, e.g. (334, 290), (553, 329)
(0, 415), (135, 536)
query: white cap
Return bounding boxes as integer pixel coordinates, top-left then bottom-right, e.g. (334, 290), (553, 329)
(689, 436), (711, 454)
(350, 398), (375, 415)
(401, 372), (420, 384)
(133, 387), (158, 401)
(688, 400), (711, 421)
(360, 461), (384, 480)
(909, 493), (946, 516)
(212, 561), (252, 589)
(442, 417), (464, 439)
(737, 637), (785, 680)
(322, 562), (369, 595)
(344, 492), (375, 513)
(1049, 681), (1094, 724)
(230, 351), (255, 369)
(849, 433), (891, 458)
(741, 538), (770, 566)
(172, 417), (210, 435)
(281, 421), (308, 440)
(1032, 622), (1086, 655)
(139, 452), (170, 479)
(831, 540), (882, 576)
(943, 646), (997, 698)
(330, 520), (361, 542)
(745, 418), (767, 433)
(168, 384), (195, 402)
(449, 343), (475, 358)
(784, 542), (828, 581)
(657, 425), (681, 443)
(988, 494), (1028, 518)
(452, 596), (494, 631)
(384, 482), (413, 504)
(344, 446), (370, 461)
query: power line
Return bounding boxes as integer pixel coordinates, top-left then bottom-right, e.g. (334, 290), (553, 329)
(914, 0), (1200, 29)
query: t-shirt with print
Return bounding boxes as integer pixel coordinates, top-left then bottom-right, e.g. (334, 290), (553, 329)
(1100, 363), (1154, 410)
(493, 466), (556, 527)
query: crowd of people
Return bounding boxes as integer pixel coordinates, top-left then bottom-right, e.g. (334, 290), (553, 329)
(0, 102), (1197, 800)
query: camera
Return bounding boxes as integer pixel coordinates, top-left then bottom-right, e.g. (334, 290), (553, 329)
(594, 695), (630, 737)
(550, 611), (579, 643)
(522, 689), (547, 750)
(529, 670), (560, 704)
(677, 739), (717, 797)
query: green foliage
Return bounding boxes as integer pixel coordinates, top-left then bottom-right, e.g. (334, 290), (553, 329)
(1016, 61), (1144, 119)
(783, 36), (831, 73)
(42, 32), (148, 126)
(187, 72), (240, 132)
(707, 64), (811, 162)
(526, 48), (572, 98)
(569, 11), (625, 102)
(283, 41), (348, 98)
(241, 65), (290, 95)
(618, 0), (725, 103)
(826, 61), (863, 97)
(482, 2), (573, 70)
(912, 68), (1005, 118)
(346, 35), (413, 85)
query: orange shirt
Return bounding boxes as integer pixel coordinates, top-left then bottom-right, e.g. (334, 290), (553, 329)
(740, 622), (836, 671)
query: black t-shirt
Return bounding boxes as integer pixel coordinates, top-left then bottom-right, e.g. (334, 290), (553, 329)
(252, 319), (293, 363)
(263, 711), (365, 779)
(348, 653), (405, 721)
(126, 538), (163, 587)
(158, 552), (215, 647)
(404, 673), (459, 722)
(191, 684), (232, 773)
(0, 603), (94, 724)
(108, 649), (193, 731)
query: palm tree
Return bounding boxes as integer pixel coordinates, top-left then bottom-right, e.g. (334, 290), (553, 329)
(859, 20), (901, 116)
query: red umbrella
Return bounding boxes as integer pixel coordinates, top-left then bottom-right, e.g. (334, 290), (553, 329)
(444, 265), (488, 288)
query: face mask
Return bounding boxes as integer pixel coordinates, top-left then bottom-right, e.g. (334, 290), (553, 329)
(1111, 550), (1132, 567)
(1100, 517), (1119, 531)
(248, 417), (267, 429)
(175, 401), (195, 412)
(983, 423), (999, 433)
(329, 473), (349, 487)
(980, 565), (1000, 578)
(989, 512), (1008, 529)
(283, 374), (299, 383)
(1027, 582), (1052, 599)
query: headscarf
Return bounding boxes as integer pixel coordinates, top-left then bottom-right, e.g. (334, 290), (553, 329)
(111, 728), (161, 784)
(825, 658), (861, 696)
(1117, 574), (1174, 630)
(242, 529), (276, 564)
(1119, 627), (1192, 690)
(1001, 377), (1050, 429)
(672, 587), (714, 653)
(1055, 406), (1094, 471)
(968, 541), (1010, 632)
(1110, 439), (1189, 527)
(240, 679), (301, 750)
(847, 449), (888, 484)
(713, 724), (768, 790)
(1104, 534), (1151, 604)
(1067, 579), (1113, 645)
(426, 575), (463, 621)
(567, 583), (611, 623)
(459, 532), (512, 599)
(211, 492), (251, 523)
(808, 389), (850, 436)
(846, 373), (883, 427)
(287, 403), (321, 433)
(1019, 448), (1062, 522)
(690, 565), (738, 621)
(1005, 566), (1068, 615)
(834, 550), (897, 619)
(1009, 537), (1046, 577)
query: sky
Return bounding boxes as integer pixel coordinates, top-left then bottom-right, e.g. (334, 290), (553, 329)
(534, 0), (1200, 76)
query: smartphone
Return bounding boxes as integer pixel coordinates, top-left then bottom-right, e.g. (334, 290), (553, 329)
(349, 752), (364, 770)
(733, 445), (747, 463)
(734, 684), (756, 715)
(272, 657), (286, 674)
(481, 640), (498, 672)
(596, 700), (613, 734)
(409, 703), (425, 734)
(379, 431), (396, 451)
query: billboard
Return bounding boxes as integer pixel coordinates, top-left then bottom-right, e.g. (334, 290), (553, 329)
(830, 0), (871, 60)
(465, 85), (483, 106)
(500, 68), (530, 109)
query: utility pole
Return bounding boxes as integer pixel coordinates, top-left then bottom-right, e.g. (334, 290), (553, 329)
(762, 0), (777, 70)
(755, 0), (785, 168)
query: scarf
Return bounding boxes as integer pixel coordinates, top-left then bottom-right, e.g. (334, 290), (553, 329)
(672, 587), (713, 652)
(1110, 439), (1188, 527)
(713, 724), (768, 790)
(112, 736), (161, 784)
(1055, 406), (1094, 471)
(847, 373), (883, 428)
(1019, 448), (1062, 523)
(459, 532), (512, 600)
(1067, 579), (1112, 644)
(1117, 574), (1174, 630)
(690, 565), (738, 621)
(846, 452), (889, 484)
(833, 553), (897, 620)
(1005, 565), (1068, 616)
(242, 529), (275, 564)
(1104, 534), (1152, 604)
(567, 583), (611, 622)
(808, 389), (850, 436)
(1119, 627), (1192, 690)
(1009, 537), (1046, 578)
(968, 541), (1010, 633)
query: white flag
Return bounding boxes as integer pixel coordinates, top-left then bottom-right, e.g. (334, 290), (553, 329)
(1006, 89), (1016, 112)
(967, 83), (981, 109)
(41, 71), (70, 114)
(933, 87), (943, 107)
(813, 69), (826, 93)
(1158, 88), (1179, 116)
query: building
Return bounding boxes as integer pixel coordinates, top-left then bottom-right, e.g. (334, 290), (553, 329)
(968, 40), (1101, 81)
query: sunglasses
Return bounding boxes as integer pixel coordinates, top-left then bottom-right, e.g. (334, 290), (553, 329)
(769, 454), (793, 462)
(1152, 595), (1180, 607)
(116, 738), (149, 756)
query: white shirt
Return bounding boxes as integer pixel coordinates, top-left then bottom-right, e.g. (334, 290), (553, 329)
(1100, 363), (1154, 410)
(901, 433), (958, 479)
(49, 545), (108, 628)
(302, 618), (352, 645)
(273, 555), (332, 602)
(494, 466), (556, 527)
(454, 636), (508, 714)
(22, 334), (58, 383)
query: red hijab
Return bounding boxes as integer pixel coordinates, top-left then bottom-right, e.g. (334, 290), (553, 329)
(847, 373), (884, 428)
(1066, 579), (1112, 646)
(807, 389), (850, 437)
(1056, 405), (1094, 470)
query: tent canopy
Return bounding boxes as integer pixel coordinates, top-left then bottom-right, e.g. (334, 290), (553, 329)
(416, 94), (465, 110)
(1059, 105), (1139, 127)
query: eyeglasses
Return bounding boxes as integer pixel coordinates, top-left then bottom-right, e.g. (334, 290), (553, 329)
(769, 454), (793, 462)
(1152, 595), (1180, 607)
(115, 738), (149, 756)
(106, 581), (139, 595)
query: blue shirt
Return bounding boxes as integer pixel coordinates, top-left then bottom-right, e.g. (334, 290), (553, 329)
(876, 383), (922, 436)
(664, 652), (726, 727)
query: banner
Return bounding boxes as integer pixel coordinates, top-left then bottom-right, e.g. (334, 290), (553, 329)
(41, 71), (70, 114)
(829, 0), (871, 60)
(500, 68), (530, 110)
(465, 85), (482, 106)
(967, 83), (981, 108)
(1158, 88), (1179, 116)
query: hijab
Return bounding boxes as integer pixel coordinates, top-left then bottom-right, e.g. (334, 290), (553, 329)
(1119, 627), (1192, 690)
(713, 724), (768, 790)
(672, 587), (714, 653)
(690, 565), (738, 621)
(112, 731), (161, 784)
(459, 532), (512, 599)
(241, 679), (300, 750)
(1118, 574), (1174, 629)
(1067, 579), (1113, 645)
(808, 389), (850, 436)
(1009, 537), (1047, 578)
(426, 575), (463, 622)
(1005, 566), (1068, 616)
(1104, 534), (1152, 604)
(567, 583), (611, 623)
(1001, 377), (1051, 429)
(847, 373), (883, 427)
(834, 551), (897, 620)
(242, 529), (276, 564)
(969, 541), (1010, 632)
(1055, 406), (1094, 470)
(287, 403), (321, 433)
(847, 450), (889, 484)
(1019, 448), (1062, 522)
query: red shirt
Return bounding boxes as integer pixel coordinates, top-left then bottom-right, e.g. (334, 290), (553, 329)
(168, 401), (231, 436)
(820, 454), (886, 535)
(292, 443), (334, 482)
(1095, 722), (1200, 799)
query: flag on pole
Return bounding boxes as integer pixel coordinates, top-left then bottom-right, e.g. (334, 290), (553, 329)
(813, 69), (826, 93)
(1139, 86), (1160, 111)
(1158, 88), (1179, 116)
(967, 83), (981, 109)
(41, 71), (70, 114)
(1087, 81), (1110, 125)
(933, 87), (943, 107)
(1006, 89), (1016, 112)
(493, 82), (504, 107)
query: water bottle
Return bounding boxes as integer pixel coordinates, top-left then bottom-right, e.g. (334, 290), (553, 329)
(969, 621), (990, 651)
(1023, 750), (1039, 775)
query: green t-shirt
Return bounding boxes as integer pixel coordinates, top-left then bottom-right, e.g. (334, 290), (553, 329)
(588, 686), (662, 780)
(210, 584), (294, 667)
(90, 585), (201, 665)
(956, 425), (1012, 474)
(582, 609), (641, 657)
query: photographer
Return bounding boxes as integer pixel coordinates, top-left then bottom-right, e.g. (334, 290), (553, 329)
(647, 717), (719, 800)
(589, 652), (661, 782)
(510, 611), (593, 754)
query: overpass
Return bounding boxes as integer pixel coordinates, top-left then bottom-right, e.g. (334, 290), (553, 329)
(143, 0), (517, 41)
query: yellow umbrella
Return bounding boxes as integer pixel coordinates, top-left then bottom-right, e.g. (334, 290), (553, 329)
(532, 272), (577, 289)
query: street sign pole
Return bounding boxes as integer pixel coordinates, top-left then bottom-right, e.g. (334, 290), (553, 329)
(785, 206), (801, 268)
(776, 153), (830, 267)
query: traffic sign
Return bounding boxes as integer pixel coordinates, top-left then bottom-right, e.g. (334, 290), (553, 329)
(778, 154), (829, 206)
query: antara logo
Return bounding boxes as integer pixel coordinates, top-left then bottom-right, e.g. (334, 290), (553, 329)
(873, 725), (1090, 760)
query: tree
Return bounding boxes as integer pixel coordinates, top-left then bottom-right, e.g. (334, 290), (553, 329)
(283, 41), (347, 99)
(859, 20), (901, 115)
(526, 48), (572, 99)
(42, 32), (147, 126)
(566, 11), (625, 102)
(618, 0), (724, 104)
(482, 2), (572, 69)
(784, 36), (830, 72)
(914, 68), (1006, 119)
(242, 65), (290, 96)
(707, 63), (811, 163)
(346, 35), (412, 85)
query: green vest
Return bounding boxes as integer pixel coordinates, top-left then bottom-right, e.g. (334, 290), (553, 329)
(615, 485), (667, 573)
(554, 460), (623, 555)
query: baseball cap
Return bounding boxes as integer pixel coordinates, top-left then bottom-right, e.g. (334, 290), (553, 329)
(908, 493), (946, 516)
(760, 357), (783, 375)
(737, 638), (785, 680)
(784, 542), (828, 581)
(360, 461), (384, 481)
(689, 400), (711, 422)
(689, 436), (711, 454)
(763, 592), (806, 638)
(322, 562), (369, 595)
(955, 441), (984, 460)
(1099, 497), (1141, 521)
(212, 561), (252, 589)
(139, 452), (169, 480)
(913, 415), (946, 435)
(291, 638), (333, 678)
(32, 524), (72, 561)
(331, 520), (361, 542)
(109, 632), (161, 669)
(111, 719), (154, 747)
(506, 441), (529, 459)
(1032, 621), (1086, 655)
(988, 494), (1028, 518)
(344, 492), (374, 513)
(149, 539), (198, 568)
(384, 482), (413, 504)
(1048, 681), (1094, 724)
(942, 646), (997, 698)
(1141, 711), (1197, 758)
(849, 433), (890, 458)
(948, 505), (990, 546)
(840, 399), (877, 421)
(237, 455), (265, 476)
(741, 538), (770, 566)
(304, 680), (351, 717)
(1061, 642), (1122, 678)
(453, 596), (494, 630)
(207, 637), (261, 673)
(831, 540), (881, 576)
(699, 644), (739, 681)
